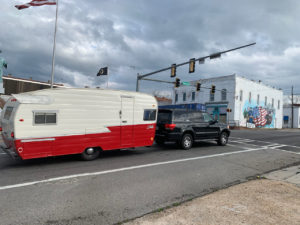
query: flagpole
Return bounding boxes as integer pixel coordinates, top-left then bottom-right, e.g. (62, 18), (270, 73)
(50, 0), (59, 88)
(106, 73), (109, 88)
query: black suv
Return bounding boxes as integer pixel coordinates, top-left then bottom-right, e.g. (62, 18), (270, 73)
(155, 109), (230, 150)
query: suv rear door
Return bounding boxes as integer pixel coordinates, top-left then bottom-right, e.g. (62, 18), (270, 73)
(156, 109), (172, 132)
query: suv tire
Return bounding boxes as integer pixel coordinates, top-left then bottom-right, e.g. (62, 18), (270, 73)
(179, 133), (193, 150)
(217, 132), (228, 146)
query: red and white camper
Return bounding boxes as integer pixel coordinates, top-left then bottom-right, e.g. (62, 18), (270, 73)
(0, 88), (157, 160)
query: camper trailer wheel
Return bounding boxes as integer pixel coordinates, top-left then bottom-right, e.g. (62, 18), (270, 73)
(81, 147), (100, 161)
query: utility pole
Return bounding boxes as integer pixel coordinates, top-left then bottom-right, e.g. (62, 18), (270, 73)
(291, 86), (294, 128)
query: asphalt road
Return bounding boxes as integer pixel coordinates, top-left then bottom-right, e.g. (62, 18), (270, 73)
(0, 130), (299, 225)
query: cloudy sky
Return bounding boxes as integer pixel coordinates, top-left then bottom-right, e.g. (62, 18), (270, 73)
(1, 0), (300, 96)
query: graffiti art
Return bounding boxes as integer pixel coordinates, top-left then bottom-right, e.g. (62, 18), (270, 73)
(243, 101), (275, 128)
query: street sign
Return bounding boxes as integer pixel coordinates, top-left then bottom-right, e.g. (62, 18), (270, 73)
(182, 82), (190, 86)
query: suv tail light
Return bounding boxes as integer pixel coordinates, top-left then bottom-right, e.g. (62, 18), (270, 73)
(165, 124), (176, 130)
(0, 127), (2, 131)
(11, 132), (14, 138)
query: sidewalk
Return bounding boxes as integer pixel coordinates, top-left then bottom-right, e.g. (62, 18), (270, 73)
(123, 166), (300, 225)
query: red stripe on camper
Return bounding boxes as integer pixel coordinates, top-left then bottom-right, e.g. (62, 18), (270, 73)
(14, 123), (156, 160)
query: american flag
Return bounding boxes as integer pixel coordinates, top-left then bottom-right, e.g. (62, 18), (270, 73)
(253, 106), (267, 127)
(15, 0), (56, 10)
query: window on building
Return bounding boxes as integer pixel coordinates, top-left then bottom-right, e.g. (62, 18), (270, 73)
(210, 92), (215, 102)
(221, 89), (227, 101)
(257, 94), (260, 105)
(240, 90), (243, 101)
(183, 93), (186, 102)
(278, 100), (280, 110)
(34, 112), (57, 125)
(175, 94), (178, 103)
(272, 98), (274, 108)
(143, 109), (156, 121)
(249, 92), (252, 103)
(265, 96), (267, 106)
(192, 92), (195, 101)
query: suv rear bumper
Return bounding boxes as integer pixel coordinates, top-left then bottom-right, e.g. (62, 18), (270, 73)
(155, 132), (181, 142)
(0, 143), (20, 159)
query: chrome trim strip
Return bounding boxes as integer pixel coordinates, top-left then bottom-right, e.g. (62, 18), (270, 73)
(21, 138), (55, 143)
(196, 132), (218, 134)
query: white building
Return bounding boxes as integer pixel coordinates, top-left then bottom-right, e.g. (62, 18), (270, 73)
(172, 74), (283, 128)
(282, 95), (300, 128)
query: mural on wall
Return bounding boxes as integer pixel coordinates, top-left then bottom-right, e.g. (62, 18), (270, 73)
(242, 100), (275, 128)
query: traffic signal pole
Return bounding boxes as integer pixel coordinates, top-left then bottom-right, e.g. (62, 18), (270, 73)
(136, 42), (256, 92)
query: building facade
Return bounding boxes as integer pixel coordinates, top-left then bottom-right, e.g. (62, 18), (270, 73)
(283, 105), (300, 128)
(2, 75), (64, 95)
(282, 96), (300, 128)
(172, 74), (283, 128)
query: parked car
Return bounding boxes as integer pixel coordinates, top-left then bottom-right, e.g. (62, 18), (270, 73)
(155, 109), (230, 150)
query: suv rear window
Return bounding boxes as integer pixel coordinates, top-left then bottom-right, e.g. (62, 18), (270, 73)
(3, 107), (13, 120)
(157, 111), (172, 123)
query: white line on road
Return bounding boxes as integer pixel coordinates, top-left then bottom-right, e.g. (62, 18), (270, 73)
(231, 137), (300, 149)
(0, 147), (269, 191)
(273, 149), (300, 155)
(227, 143), (252, 150)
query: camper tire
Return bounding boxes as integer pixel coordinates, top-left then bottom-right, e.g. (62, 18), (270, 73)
(81, 147), (100, 161)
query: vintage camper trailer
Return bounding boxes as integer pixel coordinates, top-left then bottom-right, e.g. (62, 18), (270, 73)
(0, 88), (157, 160)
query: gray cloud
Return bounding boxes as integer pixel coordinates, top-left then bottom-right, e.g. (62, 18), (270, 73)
(1, 0), (300, 95)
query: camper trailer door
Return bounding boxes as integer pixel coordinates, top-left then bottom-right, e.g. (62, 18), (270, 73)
(121, 96), (134, 147)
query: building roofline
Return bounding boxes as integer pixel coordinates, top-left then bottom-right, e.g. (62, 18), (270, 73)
(3, 75), (64, 87)
(188, 74), (281, 91)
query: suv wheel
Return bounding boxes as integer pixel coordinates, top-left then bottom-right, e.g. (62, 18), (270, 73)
(179, 133), (193, 150)
(217, 132), (228, 146)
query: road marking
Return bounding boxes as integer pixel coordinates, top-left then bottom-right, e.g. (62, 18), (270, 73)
(273, 149), (300, 155)
(0, 147), (269, 191)
(227, 143), (252, 150)
(231, 137), (300, 149)
(267, 144), (287, 149)
(231, 137), (273, 144)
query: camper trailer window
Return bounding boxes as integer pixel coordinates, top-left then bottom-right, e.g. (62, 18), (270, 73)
(4, 107), (13, 120)
(34, 112), (56, 125)
(46, 113), (56, 124)
(143, 109), (156, 121)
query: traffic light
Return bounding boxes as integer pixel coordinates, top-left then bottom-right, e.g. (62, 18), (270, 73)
(175, 78), (180, 88)
(226, 108), (232, 112)
(171, 64), (176, 77)
(189, 58), (195, 73)
(196, 82), (201, 91)
(211, 85), (216, 94)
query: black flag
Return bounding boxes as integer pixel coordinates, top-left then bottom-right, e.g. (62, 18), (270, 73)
(97, 67), (108, 76)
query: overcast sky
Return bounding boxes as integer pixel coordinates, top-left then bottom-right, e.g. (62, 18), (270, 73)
(1, 0), (300, 96)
